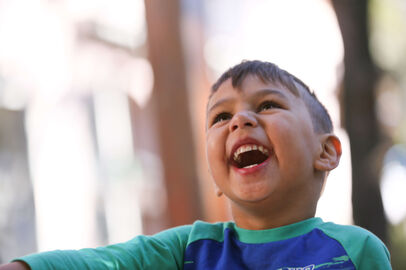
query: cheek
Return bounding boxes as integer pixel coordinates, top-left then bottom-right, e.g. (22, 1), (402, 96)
(205, 130), (226, 172)
(268, 119), (313, 170)
(206, 141), (216, 172)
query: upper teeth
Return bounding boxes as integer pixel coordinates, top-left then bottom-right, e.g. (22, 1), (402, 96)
(233, 144), (269, 161)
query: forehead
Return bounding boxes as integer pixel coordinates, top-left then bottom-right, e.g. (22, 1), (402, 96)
(207, 75), (300, 110)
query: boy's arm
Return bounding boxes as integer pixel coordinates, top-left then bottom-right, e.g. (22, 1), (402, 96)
(6, 225), (191, 270)
(0, 262), (30, 270)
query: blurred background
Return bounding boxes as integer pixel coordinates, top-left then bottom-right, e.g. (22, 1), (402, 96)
(0, 0), (405, 268)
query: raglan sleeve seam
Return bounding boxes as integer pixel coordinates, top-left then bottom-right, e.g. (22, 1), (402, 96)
(318, 223), (392, 270)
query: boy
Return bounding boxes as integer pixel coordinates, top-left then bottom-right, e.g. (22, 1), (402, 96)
(1, 60), (391, 269)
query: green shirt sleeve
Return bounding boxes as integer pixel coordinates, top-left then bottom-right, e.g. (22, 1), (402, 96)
(356, 233), (391, 269)
(319, 222), (392, 270)
(15, 225), (192, 270)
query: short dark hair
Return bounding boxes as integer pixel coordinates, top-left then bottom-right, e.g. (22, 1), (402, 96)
(211, 60), (333, 133)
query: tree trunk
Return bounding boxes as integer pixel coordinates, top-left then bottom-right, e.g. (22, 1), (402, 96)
(144, 0), (203, 228)
(332, 0), (388, 244)
(0, 109), (37, 262)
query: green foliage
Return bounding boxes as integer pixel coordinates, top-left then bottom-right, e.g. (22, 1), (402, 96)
(370, 0), (406, 143)
(369, 0), (406, 71)
(389, 220), (406, 269)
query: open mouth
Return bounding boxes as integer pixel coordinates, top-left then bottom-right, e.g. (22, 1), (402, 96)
(230, 144), (270, 169)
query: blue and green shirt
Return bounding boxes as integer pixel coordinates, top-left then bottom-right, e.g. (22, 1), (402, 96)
(17, 218), (391, 269)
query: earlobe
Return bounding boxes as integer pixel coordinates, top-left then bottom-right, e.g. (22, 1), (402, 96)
(314, 134), (342, 171)
(216, 190), (223, 197)
(214, 185), (223, 197)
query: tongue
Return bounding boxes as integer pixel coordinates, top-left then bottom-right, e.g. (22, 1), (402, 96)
(237, 150), (268, 168)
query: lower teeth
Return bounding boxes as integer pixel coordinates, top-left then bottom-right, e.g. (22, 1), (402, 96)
(243, 164), (258, 169)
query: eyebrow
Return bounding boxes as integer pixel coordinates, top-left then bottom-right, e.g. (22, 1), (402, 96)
(253, 88), (289, 100)
(207, 88), (289, 114)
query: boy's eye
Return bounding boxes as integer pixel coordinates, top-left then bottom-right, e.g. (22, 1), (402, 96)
(212, 112), (232, 125)
(257, 100), (281, 112)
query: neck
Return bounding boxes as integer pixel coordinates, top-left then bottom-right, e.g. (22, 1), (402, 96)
(230, 200), (317, 230)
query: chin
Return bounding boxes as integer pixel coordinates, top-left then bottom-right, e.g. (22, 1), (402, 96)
(234, 191), (273, 204)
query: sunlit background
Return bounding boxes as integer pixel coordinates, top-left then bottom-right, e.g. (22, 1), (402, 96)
(0, 0), (406, 268)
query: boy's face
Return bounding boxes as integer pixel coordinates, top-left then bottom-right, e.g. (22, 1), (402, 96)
(206, 75), (324, 214)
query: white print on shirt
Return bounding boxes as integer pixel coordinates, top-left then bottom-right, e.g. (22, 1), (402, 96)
(278, 265), (315, 270)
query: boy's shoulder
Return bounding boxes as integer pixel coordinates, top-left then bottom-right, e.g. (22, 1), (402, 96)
(317, 221), (391, 269)
(317, 220), (386, 246)
(152, 220), (230, 244)
(184, 220), (233, 245)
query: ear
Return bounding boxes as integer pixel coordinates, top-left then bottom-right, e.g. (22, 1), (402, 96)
(314, 134), (342, 172)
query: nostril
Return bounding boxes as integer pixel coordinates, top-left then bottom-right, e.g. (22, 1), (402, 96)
(230, 112), (257, 132)
(231, 121), (253, 131)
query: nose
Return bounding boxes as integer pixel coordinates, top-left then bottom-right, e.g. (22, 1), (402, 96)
(229, 111), (258, 132)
